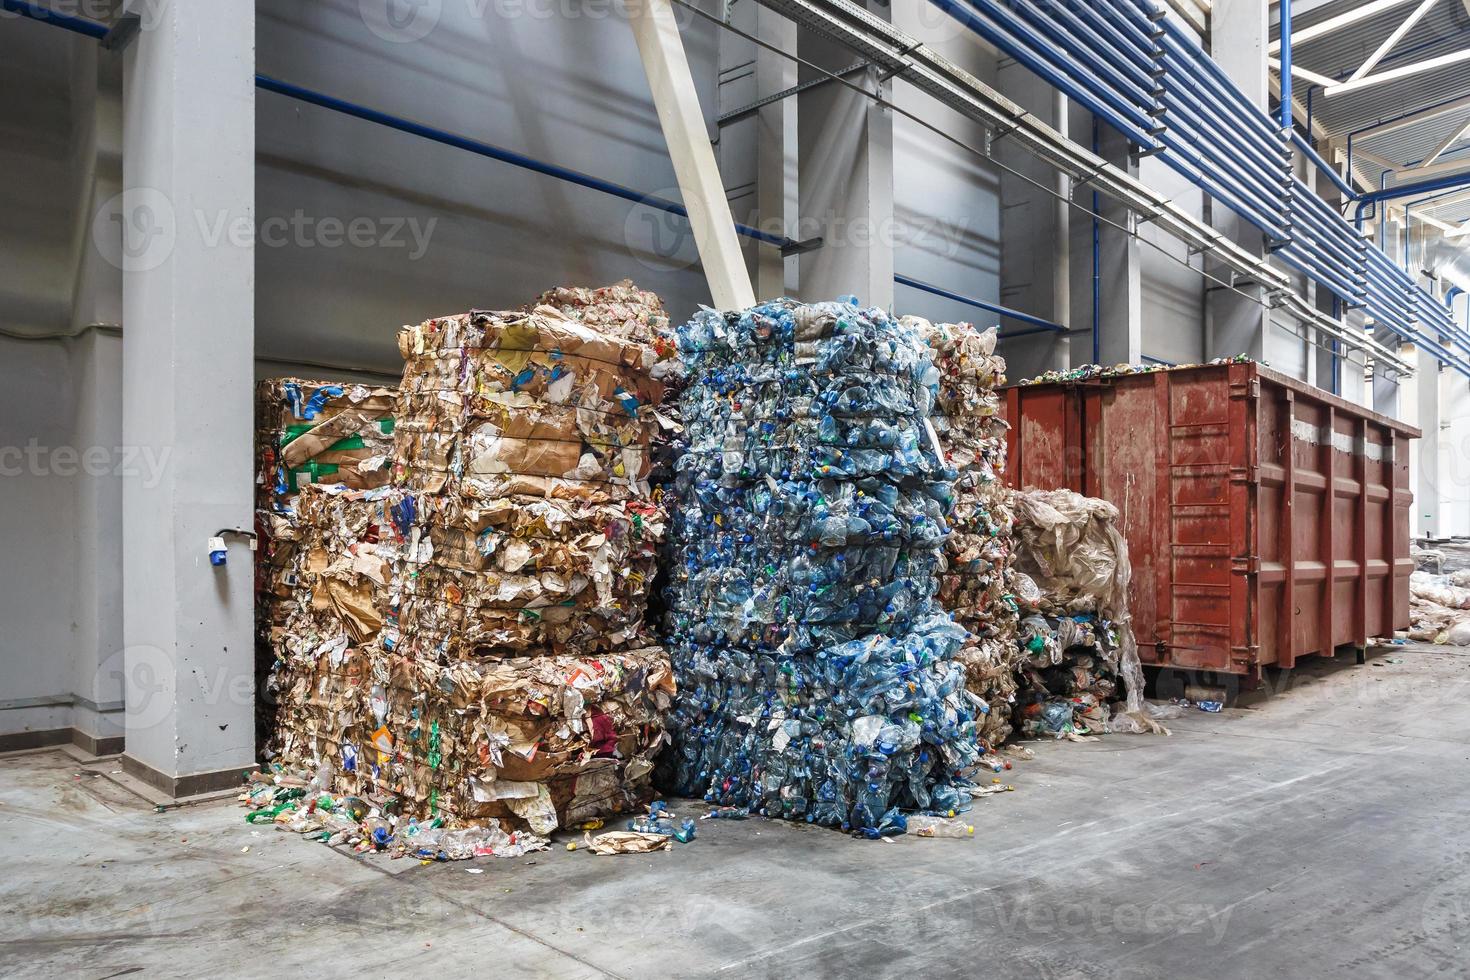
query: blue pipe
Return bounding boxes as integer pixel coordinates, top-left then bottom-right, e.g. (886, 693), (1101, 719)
(254, 75), (796, 250)
(1004, 0), (1156, 103)
(1279, 0), (1292, 132)
(1330, 296), (1339, 395)
(1359, 169), (1470, 205)
(894, 274), (1068, 334)
(1, 0), (107, 38)
(927, 0), (1160, 149)
(1158, 84), (1291, 205)
(1292, 131), (1356, 200)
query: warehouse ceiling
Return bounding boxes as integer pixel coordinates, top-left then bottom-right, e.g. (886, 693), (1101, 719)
(1271, 0), (1470, 190)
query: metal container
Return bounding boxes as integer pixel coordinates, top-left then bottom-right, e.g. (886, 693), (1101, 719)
(1003, 361), (1420, 692)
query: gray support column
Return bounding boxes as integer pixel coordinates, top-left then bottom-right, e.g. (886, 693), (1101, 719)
(1091, 120), (1141, 365)
(754, 10), (798, 301)
(72, 45), (126, 754)
(1418, 348), (1442, 537)
(1205, 0), (1270, 361)
(798, 15), (894, 308)
(121, 0), (257, 795)
(997, 62), (1073, 376)
(717, 6), (796, 301)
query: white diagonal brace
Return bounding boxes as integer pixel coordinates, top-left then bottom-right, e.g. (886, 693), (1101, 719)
(1325, 46), (1470, 97)
(1347, 0), (1439, 81)
(626, 0), (757, 310)
(1420, 115), (1470, 167)
(1269, 0), (1421, 53)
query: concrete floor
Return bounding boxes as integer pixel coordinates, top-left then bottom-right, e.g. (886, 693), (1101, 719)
(3, 644), (1468, 980)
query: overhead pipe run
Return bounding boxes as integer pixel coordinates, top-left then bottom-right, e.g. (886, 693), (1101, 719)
(894, 275), (1068, 337)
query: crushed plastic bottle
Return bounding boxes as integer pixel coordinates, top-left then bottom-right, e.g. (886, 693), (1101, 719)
(906, 814), (975, 838)
(660, 299), (981, 836)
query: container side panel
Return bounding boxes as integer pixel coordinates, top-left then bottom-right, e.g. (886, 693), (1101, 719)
(1165, 369), (1233, 671)
(1089, 382), (1164, 658)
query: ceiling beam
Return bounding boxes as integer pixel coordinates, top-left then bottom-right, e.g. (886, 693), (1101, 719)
(1347, 0), (1440, 81)
(1325, 47), (1470, 97)
(1420, 116), (1470, 167)
(1269, 0), (1421, 53)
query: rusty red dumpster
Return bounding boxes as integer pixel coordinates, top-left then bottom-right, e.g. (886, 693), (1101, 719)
(1003, 361), (1420, 688)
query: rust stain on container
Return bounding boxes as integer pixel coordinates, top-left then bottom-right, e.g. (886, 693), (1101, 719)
(1003, 362), (1420, 683)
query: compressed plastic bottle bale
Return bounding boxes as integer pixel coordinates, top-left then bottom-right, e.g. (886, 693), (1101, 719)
(907, 318), (1020, 753)
(661, 298), (982, 832)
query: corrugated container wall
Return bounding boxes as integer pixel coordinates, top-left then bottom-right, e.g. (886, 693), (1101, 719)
(1004, 362), (1420, 688)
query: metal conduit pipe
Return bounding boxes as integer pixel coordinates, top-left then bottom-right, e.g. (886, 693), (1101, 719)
(1158, 94), (1293, 208)
(1284, 198), (1374, 275)
(1005, 0), (1157, 99)
(1279, 0), (1292, 132)
(1152, 133), (1294, 239)
(1158, 22), (1287, 141)
(254, 76), (797, 250)
(1276, 244), (1368, 306)
(1158, 80), (1292, 195)
(1158, 52), (1290, 173)
(926, 0), (1161, 147)
(0, 0), (107, 37)
(956, 0), (1160, 136)
(1062, 0), (1157, 78)
(1291, 132), (1357, 200)
(893, 275), (1069, 334)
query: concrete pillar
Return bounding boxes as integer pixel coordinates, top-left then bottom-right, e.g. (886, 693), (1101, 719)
(1418, 349), (1442, 538)
(1374, 346), (1409, 419)
(1204, 0), (1269, 362)
(120, 0), (257, 796)
(717, 7), (796, 301)
(1090, 118), (1140, 365)
(72, 43), (126, 756)
(997, 63), (1072, 377)
(798, 12), (894, 308)
(754, 10), (798, 302)
(1438, 368), (1470, 537)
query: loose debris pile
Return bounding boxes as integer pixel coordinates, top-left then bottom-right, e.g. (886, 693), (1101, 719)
(910, 317), (1020, 757)
(1020, 354), (1252, 386)
(660, 298), (983, 834)
(1408, 570), (1470, 645)
(1009, 489), (1167, 737)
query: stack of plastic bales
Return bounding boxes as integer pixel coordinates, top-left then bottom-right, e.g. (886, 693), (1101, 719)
(364, 303), (674, 829)
(908, 318), (1019, 753)
(254, 379), (396, 754)
(1009, 488), (1157, 737)
(661, 298), (982, 833)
